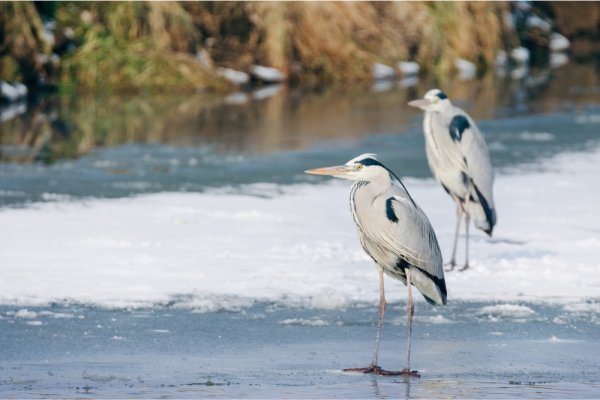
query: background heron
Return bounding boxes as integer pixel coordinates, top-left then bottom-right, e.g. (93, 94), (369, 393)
(409, 89), (497, 271)
(306, 154), (447, 377)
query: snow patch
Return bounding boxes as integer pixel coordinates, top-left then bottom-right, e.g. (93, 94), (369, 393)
(12, 378), (38, 384)
(278, 318), (342, 327)
(1, 147), (600, 309)
(477, 304), (535, 318)
(519, 131), (554, 141)
(546, 336), (576, 343)
(417, 315), (454, 324)
(311, 288), (346, 310)
(15, 309), (37, 319)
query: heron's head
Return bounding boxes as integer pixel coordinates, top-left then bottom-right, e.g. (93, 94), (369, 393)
(305, 153), (387, 181)
(408, 89), (451, 112)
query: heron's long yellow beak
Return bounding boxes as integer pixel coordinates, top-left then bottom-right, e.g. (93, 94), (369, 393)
(305, 165), (351, 176)
(408, 99), (431, 108)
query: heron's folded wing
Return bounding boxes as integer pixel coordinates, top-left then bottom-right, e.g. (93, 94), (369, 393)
(366, 188), (444, 283)
(454, 111), (496, 214)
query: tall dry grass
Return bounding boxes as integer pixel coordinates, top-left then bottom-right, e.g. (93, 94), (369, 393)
(186, 1), (516, 84)
(60, 2), (228, 92)
(3, 1), (518, 90)
(0, 2), (50, 83)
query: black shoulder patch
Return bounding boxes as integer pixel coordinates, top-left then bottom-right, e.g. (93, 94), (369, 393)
(473, 184), (496, 235)
(449, 115), (470, 142)
(385, 198), (399, 223)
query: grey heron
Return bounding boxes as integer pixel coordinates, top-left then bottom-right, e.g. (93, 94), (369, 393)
(306, 154), (446, 377)
(409, 89), (497, 271)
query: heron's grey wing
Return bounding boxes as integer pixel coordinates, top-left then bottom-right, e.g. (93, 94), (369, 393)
(451, 110), (497, 231)
(425, 111), (470, 198)
(362, 185), (446, 305)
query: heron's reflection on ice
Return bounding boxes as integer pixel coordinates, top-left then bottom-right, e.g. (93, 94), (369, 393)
(369, 375), (413, 399)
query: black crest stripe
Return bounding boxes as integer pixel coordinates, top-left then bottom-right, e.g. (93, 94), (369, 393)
(358, 158), (417, 208)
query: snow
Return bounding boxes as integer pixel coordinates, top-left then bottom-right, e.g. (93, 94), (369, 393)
(218, 68), (250, 85)
(550, 32), (570, 52)
(279, 318), (342, 327)
(477, 304), (535, 318)
(397, 61), (420, 77)
(510, 47), (530, 64)
(372, 63), (397, 81)
(249, 65), (284, 83)
(1, 147), (600, 310)
(15, 309), (37, 319)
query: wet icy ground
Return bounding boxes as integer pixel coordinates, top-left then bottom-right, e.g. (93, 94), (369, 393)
(1, 301), (599, 398)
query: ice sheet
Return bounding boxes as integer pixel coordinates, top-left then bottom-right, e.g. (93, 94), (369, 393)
(1, 147), (599, 309)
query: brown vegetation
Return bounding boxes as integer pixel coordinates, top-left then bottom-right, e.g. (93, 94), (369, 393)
(0, 2), (50, 83)
(190, 1), (517, 84)
(2, 1), (521, 91)
(59, 2), (228, 92)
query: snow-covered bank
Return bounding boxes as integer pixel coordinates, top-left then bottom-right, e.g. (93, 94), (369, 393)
(1, 147), (599, 309)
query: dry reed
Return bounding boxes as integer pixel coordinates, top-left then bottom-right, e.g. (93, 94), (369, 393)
(60, 2), (228, 93)
(4, 1), (518, 90)
(0, 2), (50, 83)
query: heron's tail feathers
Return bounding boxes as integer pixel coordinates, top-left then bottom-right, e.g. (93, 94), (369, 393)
(468, 186), (496, 236)
(410, 267), (447, 306)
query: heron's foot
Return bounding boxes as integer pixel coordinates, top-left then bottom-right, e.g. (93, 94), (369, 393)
(396, 369), (421, 378)
(444, 260), (457, 272)
(342, 365), (380, 374)
(459, 263), (469, 272)
(342, 366), (420, 377)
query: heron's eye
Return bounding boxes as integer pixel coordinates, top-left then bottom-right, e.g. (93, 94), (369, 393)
(357, 165), (363, 170)
(433, 97), (440, 103)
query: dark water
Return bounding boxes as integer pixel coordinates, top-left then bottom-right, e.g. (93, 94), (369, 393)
(2, 61), (600, 208)
(1, 301), (599, 398)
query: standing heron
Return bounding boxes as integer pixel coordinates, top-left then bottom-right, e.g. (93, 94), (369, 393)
(306, 154), (446, 377)
(409, 89), (497, 271)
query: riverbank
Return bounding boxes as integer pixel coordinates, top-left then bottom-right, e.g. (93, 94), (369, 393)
(1, 1), (580, 95)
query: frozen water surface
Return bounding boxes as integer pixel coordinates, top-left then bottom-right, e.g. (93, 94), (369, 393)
(1, 302), (599, 398)
(2, 72), (600, 397)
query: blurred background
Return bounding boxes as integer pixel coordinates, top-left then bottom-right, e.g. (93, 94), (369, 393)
(2, 1), (600, 207)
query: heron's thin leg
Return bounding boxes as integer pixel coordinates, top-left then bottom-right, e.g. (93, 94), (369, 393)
(460, 194), (471, 271)
(374, 269), (419, 377)
(370, 266), (386, 368)
(342, 266), (387, 374)
(404, 268), (415, 372)
(445, 197), (463, 271)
